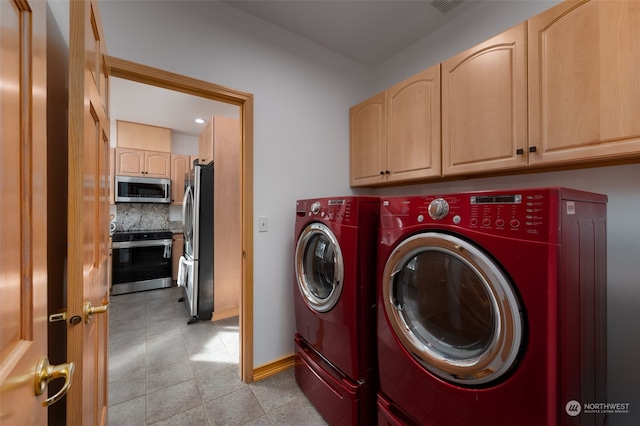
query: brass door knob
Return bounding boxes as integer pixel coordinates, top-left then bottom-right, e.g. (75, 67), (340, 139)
(34, 358), (75, 407)
(83, 301), (111, 323)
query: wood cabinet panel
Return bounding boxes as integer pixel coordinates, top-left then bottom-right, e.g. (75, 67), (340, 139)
(386, 66), (441, 182)
(528, 0), (640, 165)
(213, 117), (241, 320)
(117, 120), (171, 152)
(171, 233), (184, 282)
(442, 22), (527, 175)
(145, 151), (171, 178)
(350, 92), (386, 186)
(115, 147), (171, 178)
(171, 154), (190, 205)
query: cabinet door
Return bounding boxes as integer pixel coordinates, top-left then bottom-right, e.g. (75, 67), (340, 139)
(115, 147), (145, 176)
(198, 118), (213, 165)
(528, 0), (640, 165)
(145, 151), (171, 178)
(386, 65), (441, 182)
(442, 23), (527, 176)
(171, 154), (189, 205)
(171, 233), (184, 282)
(350, 92), (386, 186)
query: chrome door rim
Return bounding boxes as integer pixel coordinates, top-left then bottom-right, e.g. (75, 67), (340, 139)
(295, 222), (344, 313)
(383, 232), (523, 385)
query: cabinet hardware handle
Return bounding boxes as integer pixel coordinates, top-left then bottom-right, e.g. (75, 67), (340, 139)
(529, 146), (537, 153)
(380, 171), (385, 176)
(516, 148), (524, 155)
(385, 170), (390, 175)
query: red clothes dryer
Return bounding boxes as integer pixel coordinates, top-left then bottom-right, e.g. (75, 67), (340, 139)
(294, 196), (379, 425)
(376, 188), (607, 426)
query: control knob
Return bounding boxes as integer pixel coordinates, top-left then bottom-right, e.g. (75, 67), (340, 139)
(310, 201), (321, 215)
(428, 198), (449, 220)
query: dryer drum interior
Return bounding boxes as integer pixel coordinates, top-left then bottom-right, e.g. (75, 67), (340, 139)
(383, 232), (524, 386)
(295, 222), (344, 313)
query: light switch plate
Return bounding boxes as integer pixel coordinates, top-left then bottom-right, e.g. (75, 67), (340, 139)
(258, 216), (268, 232)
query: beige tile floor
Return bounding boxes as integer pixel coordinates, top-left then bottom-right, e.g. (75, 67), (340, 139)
(108, 286), (327, 425)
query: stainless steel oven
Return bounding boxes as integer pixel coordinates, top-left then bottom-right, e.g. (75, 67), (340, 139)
(111, 230), (173, 295)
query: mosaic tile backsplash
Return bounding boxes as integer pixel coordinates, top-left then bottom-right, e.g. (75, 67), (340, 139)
(115, 203), (182, 232)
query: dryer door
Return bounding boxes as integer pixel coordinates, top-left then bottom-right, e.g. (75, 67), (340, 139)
(295, 222), (344, 313)
(382, 232), (523, 386)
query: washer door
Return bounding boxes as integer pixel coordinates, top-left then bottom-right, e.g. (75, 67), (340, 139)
(295, 222), (344, 313)
(382, 232), (523, 386)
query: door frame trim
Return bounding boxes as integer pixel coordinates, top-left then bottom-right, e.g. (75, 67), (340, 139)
(105, 55), (254, 382)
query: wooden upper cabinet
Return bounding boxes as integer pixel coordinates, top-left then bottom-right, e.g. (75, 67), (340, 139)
(171, 154), (190, 205)
(386, 66), (441, 183)
(117, 120), (171, 152)
(528, 0), (640, 165)
(350, 92), (386, 186)
(199, 118), (214, 164)
(350, 65), (441, 187)
(442, 22), (527, 176)
(115, 147), (171, 178)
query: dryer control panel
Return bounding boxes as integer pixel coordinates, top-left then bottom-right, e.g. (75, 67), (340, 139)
(381, 187), (606, 244)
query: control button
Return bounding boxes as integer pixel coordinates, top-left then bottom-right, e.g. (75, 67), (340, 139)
(470, 218), (479, 226)
(453, 215), (461, 224)
(417, 214), (424, 223)
(510, 219), (520, 228)
(311, 201), (321, 215)
(496, 219), (505, 227)
(482, 218), (492, 227)
(428, 198), (449, 220)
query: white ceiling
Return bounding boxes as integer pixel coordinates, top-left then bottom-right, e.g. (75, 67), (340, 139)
(110, 0), (480, 137)
(223, 0), (478, 68)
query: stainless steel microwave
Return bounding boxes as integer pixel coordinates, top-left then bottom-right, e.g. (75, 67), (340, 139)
(115, 175), (171, 203)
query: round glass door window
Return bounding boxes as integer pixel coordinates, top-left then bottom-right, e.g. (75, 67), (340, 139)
(383, 232), (523, 386)
(295, 222), (344, 312)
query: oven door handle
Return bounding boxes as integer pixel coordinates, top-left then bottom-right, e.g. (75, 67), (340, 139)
(112, 239), (173, 249)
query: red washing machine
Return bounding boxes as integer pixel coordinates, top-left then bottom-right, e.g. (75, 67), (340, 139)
(376, 187), (607, 426)
(294, 196), (379, 425)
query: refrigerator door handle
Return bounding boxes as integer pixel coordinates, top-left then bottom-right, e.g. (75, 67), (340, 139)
(177, 255), (192, 287)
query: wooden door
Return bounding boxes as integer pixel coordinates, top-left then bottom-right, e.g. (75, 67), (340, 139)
(441, 22), (528, 176)
(0, 0), (52, 423)
(386, 65), (441, 183)
(528, 0), (640, 165)
(349, 92), (386, 186)
(67, 0), (111, 424)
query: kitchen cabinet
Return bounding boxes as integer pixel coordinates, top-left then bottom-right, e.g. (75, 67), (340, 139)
(527, 0), (640, 166)
(212, 116), (241, 320)
(109, 147), (115, 204)
(115, 147), (171, 179)
(198, 116), (239, 165)
(171, 233), (184, 283)
(116, 120), (171, 152)
(441, 22), (527, 176)
(350, 65), (441, 187)
(170, 154), (190, 205)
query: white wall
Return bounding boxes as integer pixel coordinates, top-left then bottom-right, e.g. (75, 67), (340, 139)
(98, 0), (371, 367)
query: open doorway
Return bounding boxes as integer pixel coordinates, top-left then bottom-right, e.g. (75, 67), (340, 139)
(106, 55), (254, 383)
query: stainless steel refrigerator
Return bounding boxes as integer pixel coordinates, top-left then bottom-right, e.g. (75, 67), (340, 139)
(178, 162), (214, 324)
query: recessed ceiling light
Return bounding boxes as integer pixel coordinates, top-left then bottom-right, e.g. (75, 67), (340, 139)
(195, 118), (205, 124)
